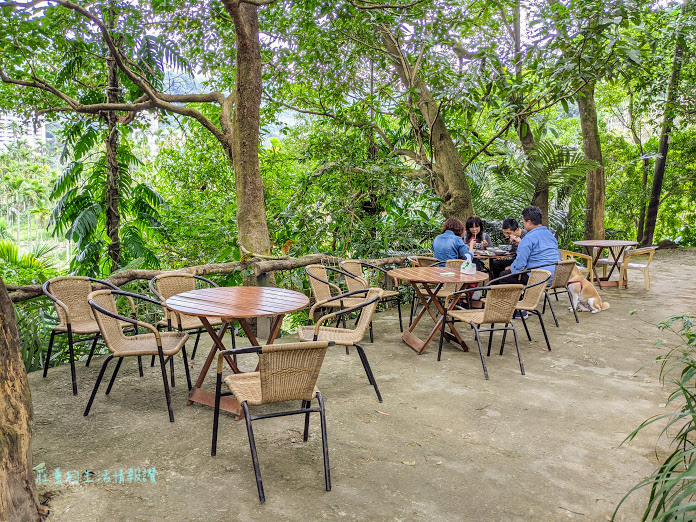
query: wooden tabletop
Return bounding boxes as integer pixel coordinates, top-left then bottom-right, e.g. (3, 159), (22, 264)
(165, 286), (309, 319)
(574, 240), (639, 248)
(388, 266), (489, 284)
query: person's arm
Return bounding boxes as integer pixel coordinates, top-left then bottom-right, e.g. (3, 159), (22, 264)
(509, 236), (531, 272)
(457, 239), (473, 262)
(482, 233), (493, 248)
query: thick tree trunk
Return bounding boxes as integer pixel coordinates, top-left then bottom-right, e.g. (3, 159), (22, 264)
(380, 28), (475, 221)
(628, 91), (650, 243)
(0, 278), (41, 521)
(105, 6), (121, 271)
(223, 0), (270, 256)
(643, 39), (684, 246)
(577, 81), (606, 240)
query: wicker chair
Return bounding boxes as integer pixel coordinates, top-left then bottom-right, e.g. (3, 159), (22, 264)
(149, 273), (225, 360)
(541, 259), (579, 327)
(85, 289), (191, 422)
(559, 249), (594, 283)
(298, 288), (384, 402)
(211, 341), (333, 503)
(305, 264), (373, 341)
(341, 259), (404, 332)
(513, 269), (553, 351)
(618, 247), (657, 290)
(42, 276), (137, 395)
(438, 284), (524, 379)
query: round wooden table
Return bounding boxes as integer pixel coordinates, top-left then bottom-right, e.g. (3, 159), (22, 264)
(387, 267), (489, 355)
(166, 286), (309, 416)
(573, 240), (638, 288)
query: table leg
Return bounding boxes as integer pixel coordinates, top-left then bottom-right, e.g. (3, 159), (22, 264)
(266, 314), (285, 344)
(605, 247), (626, 281)
(187, 318), (242, 418)
(421, 285), (469, 353)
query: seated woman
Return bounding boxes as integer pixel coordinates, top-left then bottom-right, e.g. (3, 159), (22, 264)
(432, 218), (473, 262)
(464, 216), (494, 251)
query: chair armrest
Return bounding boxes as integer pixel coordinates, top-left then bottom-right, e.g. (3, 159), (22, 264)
(193, 275), (219, 287)
(42, 280), (70, 323)
(488, 269), (531, 285)
(89, 298), (161, 340)
(309, 288), (372, 318)
(623, 247), (657, 262)
(560, 250), (593, 264)
(446, 286), (492, 311)
(312, 295), (382, 337)
(216, 341), (335, 372)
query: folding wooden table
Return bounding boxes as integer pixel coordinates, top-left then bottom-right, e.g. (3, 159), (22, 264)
(165, 286), (309, 417)
(387, 267), (489, 355)
(573, 239), (639, 288)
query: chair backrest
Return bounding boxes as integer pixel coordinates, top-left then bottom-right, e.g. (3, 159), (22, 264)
(518, 270), (552, 309)
(45, 276), (97, 328)
(340, 260), (369, 293)
(151, 273), (197, 301)
(625, 246), (657, 265)
(353, 288), (384, 339)
(88, 290), (130, 354)
(306, 264), (336, 302)
(482, 284), (524, 324)
(549, 259), (577, 289)
(441, 259), (465, 294)
(413, 256), (439, 267)
(258, 342), (328, 403)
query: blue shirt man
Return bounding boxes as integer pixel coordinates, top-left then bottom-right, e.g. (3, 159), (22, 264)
(509, 207), (560, 276)
(432, 219), (473, 263)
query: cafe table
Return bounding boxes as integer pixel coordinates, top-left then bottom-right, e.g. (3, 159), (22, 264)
(387, 266), (489, 355)
(165, 286), (309, 417)
(573, 239), (639, 288)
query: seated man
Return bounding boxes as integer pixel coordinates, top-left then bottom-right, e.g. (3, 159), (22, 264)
(494, 206), (559, 285)
(432, 218), (473, 263)
(490, 218), (526, 278)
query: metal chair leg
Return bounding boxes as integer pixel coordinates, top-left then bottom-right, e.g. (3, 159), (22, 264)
(302, 400), (311, 441)
(544, 293), (559, 327)
(85, 333), (100, 367)
(182, 345), (192, 391)
(137, 356), (144, 377)
(158, 351), (174, 422)
(150, 355), (156, 367)
(534, 310), (551, 351)
(500, 324), (508, 355)
(487, 323), (494, 356)
(191, 330), (201, 360)
(84, 354), (113, 416)
(396, 297), (403, 332)
(170, 355), (175, 387)
(105, 357), (123, 395)
(211, 370), (222, 456)
(437, 314), (447, 361)
(369, 321), (373, 343)
(566, 290), (579, 323)
(354, 343), (382, 402)
(317, 393), (331, 492)
(512, 326), (524, 375)
(242, 402), (265, 503)
(519, 313), (532, 341)
(473, 327), (489, 380)
(67, 325), (78, 395)
(43, 329), (56, 378)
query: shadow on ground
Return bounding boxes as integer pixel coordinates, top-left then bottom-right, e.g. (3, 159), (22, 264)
(29, 248), (696, 521)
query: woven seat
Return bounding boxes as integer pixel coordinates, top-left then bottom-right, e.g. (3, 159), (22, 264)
(211, 341), (331, 503)
(438, 284), (524, 379)
(84, 289), (191, 422)
(150, 272), (225, 360)
(299, 288), (384, 401)
(341, 259), (404, 332)
(42, 276), (138, 395)
(542, 259), (579, 327)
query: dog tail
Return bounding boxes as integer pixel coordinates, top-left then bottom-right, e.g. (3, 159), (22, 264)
(602, 301), (610, 310)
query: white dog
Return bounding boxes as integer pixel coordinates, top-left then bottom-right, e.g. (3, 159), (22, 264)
(567, 266), (610, 313)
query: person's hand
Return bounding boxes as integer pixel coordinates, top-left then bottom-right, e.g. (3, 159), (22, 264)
(482, 239), (489, 248)
(469, 239), (476, 250)
(509, 235), (521, 245)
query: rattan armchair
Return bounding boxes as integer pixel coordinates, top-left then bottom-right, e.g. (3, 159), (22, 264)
(512, 269), (552, 351)
(560, 249), (594, 283)
(298, 288), (384, 402)
(149, 272), (225, 360)
(619, 246), (657, 290)
(341, 259), (404, 332)
(438, 284), (524, 379)
(85, 289), (191, 422)
(42, 276), (137, 395)
(211, 341), (333, 503)
(541, 259), (579, 327)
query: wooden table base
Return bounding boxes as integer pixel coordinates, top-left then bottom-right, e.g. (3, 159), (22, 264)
(187, 387), (242, 418)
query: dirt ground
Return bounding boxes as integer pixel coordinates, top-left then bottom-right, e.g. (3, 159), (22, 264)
(28, 248), (696, 521)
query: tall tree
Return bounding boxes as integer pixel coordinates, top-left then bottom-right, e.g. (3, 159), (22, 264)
(577, 80), (605, 239)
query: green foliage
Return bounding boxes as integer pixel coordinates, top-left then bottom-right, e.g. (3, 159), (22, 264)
(615, 314), (696, 521)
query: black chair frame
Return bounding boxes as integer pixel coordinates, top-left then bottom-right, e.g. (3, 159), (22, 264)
(211, 344), (333, 503)
(42, 277), (140, 395)
(438, 286), (523, 380)
(343, 260), (404, 333)
(85, 290), (191, 423)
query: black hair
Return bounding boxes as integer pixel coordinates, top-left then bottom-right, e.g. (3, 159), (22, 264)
(521, 206), (543, 226)
(502, 218), (519, 231)
(464, 216), (484, 243)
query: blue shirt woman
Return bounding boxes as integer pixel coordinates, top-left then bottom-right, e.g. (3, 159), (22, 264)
(432, 218), (473, 262)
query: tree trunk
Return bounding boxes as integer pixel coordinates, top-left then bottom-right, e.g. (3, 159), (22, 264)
(105, 5), (121, 272)
(0, 278), (41, 522)
(379, 27), (475, 221)
(628, 89), (650, 243)
(577, 81), (606, 240)
(223, 0), (270, 256)
(643, 38), (684, 246)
